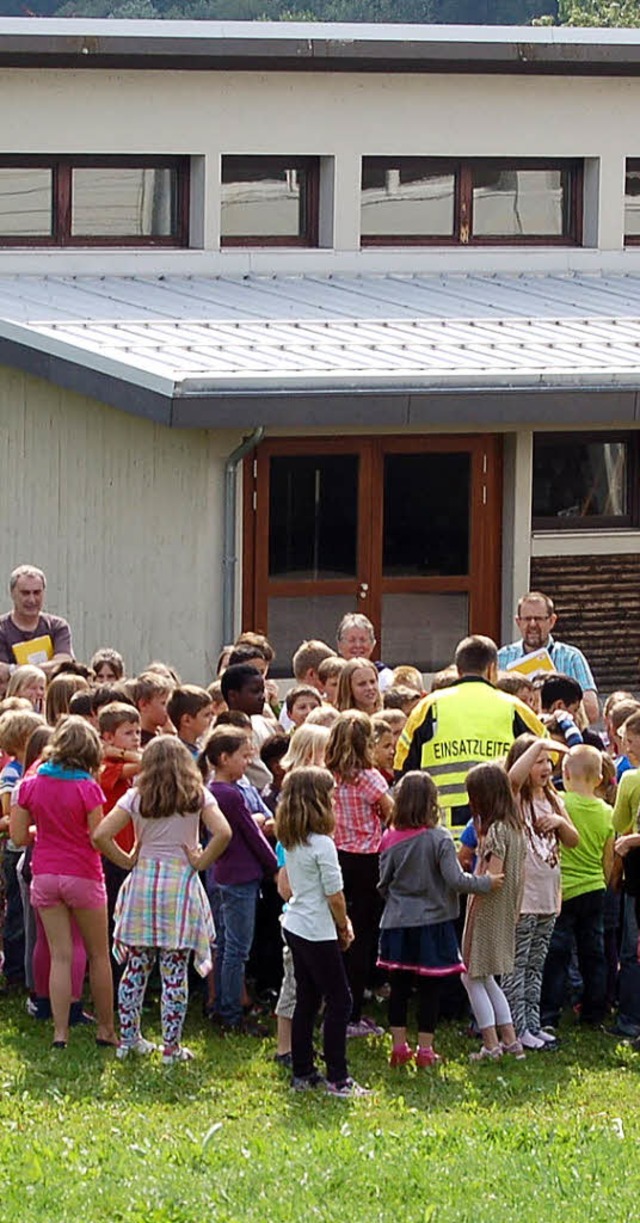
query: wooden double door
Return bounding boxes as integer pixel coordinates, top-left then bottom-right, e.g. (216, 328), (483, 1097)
(243, 435), (502, 676)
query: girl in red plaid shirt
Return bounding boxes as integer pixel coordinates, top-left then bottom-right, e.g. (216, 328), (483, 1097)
(325, 711), (394, 1037)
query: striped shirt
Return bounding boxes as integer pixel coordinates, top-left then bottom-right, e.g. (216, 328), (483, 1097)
(497, 634), (597, 693)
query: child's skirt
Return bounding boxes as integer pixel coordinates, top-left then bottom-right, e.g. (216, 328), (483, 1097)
(378, 920), (465, 977)
(113, 858), (215, 976)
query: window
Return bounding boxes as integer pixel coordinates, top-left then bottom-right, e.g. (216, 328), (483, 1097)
(221, 156), (319, 246)
(0, 157), (189, 246)
(532, 433), (639, 529)
(361, 158), (582, 246)
(625, 160), (640, 243)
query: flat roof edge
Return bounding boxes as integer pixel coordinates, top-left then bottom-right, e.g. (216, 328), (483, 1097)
(2, 20), (640, 74)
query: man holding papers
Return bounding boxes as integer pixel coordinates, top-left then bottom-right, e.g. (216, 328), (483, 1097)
(0, 565), (73, 683)
(498, 591), (599, 724)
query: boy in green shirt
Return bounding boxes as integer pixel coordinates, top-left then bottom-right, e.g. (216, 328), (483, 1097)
(541, 745), (613, 1028)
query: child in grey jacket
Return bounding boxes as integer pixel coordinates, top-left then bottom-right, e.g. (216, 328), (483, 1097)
(377, 770), (500, 1068)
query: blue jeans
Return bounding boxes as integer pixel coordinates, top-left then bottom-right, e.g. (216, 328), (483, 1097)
(541, 889), (606, 1027)
(213, 880), (259, 1027)
(617, 894), (640, 1035)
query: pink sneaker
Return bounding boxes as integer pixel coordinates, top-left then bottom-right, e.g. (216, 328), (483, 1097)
(389, 1042), (413, 1067)
(415, 1045), (443, 1068)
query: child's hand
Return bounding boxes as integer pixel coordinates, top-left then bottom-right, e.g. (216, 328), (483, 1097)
(263, 817), (276, 837)
(184, 843), (203, 870)
(536, 812), (562, 834)
(488, 873), (505, 891)
(615, 836), (634, 859)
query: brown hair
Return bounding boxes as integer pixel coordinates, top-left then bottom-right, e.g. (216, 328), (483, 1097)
(336, 658), (382, 714)
(46, 715), (102, 775)
(504, 734), (563, 817)
(496, 672), (534, 697)
(454, 635), (498, 677)
(466, 762), (523, 835)
(325, 710), (374, 782)
(131, 671), (174, 706)
(275, 766), (335, 849)
(90, 648), (125, 680)
(198, 726), (249, 779)
(136, 736), (204, 820)
(516, 591), (554, 617)
(371, 716), (393, 744)
(24, 725), (53, 774)
(318, 656), (347, 683)
(0, 709), (44, 758)
(292, 640), (336, 681)
(382, 685), (422, 713)
(166, 685), (212, 730)
(285, 685), (322, 716)
(623, 711), (640, 738)
(235, 631), (275, 664)
(610, 700), (640, 734)
(98, 702), (141, 736)
(45, 674), (89, 727)
(392, 770), (439, 831)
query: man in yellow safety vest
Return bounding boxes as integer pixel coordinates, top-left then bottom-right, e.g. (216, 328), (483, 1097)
(394, 635), (545, 834)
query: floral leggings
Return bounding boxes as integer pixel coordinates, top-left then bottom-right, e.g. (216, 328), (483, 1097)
(118, 946), (190, 1052)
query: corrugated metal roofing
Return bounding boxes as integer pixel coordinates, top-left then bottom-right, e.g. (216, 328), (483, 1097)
(3, 271), (640, 394)
(2, 270), (640, 426)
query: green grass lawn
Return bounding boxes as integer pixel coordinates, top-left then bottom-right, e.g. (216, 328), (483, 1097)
(1, 995), (639, 1223)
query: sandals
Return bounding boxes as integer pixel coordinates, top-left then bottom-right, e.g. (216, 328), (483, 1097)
(469, 1044), (503, 1062)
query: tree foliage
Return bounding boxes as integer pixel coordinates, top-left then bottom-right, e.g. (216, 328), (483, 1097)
(0, 0), (558, 23)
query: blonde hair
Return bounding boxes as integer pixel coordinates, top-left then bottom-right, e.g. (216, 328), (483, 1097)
(336, 658), (382, 714)
(45, 674), (89, 726)
(275, 766), (335, 850)
(391, 665), (423, 690)
(325, 710), (374, 782)
(6, 665), (47, 699)
(305, 705), (340, 729)
(0, 709), (44, 758)
(282, 724), (330, 771)
(564, 744), (603, 787)
(376, 708), (406, 734)
(137, 737), (204, 820)
(46, 715), (102, 775)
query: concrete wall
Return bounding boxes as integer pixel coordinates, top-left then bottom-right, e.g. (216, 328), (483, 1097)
(0, 366), (240, 680)
(0, 67), (638, 261)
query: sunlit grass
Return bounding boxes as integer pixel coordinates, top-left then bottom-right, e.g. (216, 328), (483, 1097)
(1, 995), (639, 1222)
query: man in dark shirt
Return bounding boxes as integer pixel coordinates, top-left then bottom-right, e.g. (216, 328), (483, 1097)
(0, 564), (73, 684)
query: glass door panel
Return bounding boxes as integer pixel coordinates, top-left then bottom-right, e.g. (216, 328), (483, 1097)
(383, 452), (470, 577)
(267, 594), (357, 672)
(381, 592), (469, 672)
(269, 454), (358, 580)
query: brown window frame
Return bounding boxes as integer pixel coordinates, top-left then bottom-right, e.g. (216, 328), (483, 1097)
(361, 157), (583, 248)
(532, 431), (640, 531)
(624, 158), (640, 246)
(221, 155), (320, 248)
(0, 155), (190, 247)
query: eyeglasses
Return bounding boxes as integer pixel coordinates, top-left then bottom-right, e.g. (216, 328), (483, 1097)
(518, 615), (551, 623)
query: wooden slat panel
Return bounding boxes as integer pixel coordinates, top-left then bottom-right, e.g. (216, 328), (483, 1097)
(530, 553), (640, 693)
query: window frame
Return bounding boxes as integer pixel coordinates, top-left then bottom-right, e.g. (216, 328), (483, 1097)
(220, 155), (320, 248)
(624, 158), (640, 246)
(0, 155), (190, 247)
(360, 156), (583, 248)
(532, 430), (639, 531)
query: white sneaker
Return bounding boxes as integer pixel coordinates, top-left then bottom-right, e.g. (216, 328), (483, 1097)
(116, 1036), (158, 1060)
(535, 1029), (558, 1046)
(162, 1045), (194, 1066)
(520, 1030), (545, 1050)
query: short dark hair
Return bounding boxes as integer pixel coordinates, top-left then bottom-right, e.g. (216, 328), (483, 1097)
(91, 683), (136, 715)
(98, 701), (141, 735)
(68, 692), (94, 718)
(260, 732), (289, 769)
(215, 710), (251, 730)
(199, 727), (248, 773)
(454, 635), (498, 677)
(228, 644), (268, 669)
(220, 664), (262, 701)
(167, 685), (212, 729)
(540, 673), (582, 712)
(285, 685), (322, 716)
(517, 591), (555, 617)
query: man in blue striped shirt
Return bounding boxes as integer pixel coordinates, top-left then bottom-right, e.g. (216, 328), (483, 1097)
(498, 590), (599, 724)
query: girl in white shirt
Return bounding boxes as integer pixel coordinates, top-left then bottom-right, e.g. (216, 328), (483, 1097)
(277, 766), (369, 1099)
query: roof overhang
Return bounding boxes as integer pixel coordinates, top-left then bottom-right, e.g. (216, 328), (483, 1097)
(2, 272), (640, 429)
(2, 18), (640, 76)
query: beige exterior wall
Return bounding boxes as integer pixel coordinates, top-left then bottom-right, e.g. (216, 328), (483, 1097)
(0, 366), (240, 680)
(0, 67), (639, 265)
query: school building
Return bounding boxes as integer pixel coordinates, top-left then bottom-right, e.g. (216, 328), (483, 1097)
(1, 19), (640, 687)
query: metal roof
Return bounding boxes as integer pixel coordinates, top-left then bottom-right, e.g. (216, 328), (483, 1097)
(2, 271), (640, 427)
(2, 18), (640, 74)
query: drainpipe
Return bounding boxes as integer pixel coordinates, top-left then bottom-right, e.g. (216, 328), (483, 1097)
(222, 427), (265, 646)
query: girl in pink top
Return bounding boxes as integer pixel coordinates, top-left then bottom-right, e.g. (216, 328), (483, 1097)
(12, 716), (116, 1050)
(325, 710), (394, 1037)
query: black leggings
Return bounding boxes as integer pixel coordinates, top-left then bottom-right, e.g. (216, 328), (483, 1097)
(285, 929), (352, 1084)
(388, 971), (443, 1033)
(338, 850), (382, 1023)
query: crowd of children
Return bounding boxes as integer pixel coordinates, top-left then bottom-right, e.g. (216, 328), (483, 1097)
(1, 622), (639, 1097)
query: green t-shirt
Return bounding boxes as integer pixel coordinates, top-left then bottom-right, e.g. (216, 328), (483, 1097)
(560, 791), (613, 901)
(612, 768), (640, 835)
